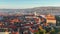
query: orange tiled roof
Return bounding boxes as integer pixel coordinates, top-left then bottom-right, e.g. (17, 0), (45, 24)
(29, 27), (38, 33)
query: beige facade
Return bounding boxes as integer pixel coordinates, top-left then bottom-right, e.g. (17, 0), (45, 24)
(46, 20), (56, 24)
(46, 14), (56, 25)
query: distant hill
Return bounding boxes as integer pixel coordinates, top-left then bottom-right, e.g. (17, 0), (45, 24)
(0, 7), (60, 15)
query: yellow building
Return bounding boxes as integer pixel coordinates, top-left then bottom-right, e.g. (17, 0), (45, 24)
(46, 14), (56, 25)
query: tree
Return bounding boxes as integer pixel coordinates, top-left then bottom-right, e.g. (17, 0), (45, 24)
(55, 15), (60, 26)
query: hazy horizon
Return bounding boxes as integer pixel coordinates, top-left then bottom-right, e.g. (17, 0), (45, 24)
(0, 0), (60, 9)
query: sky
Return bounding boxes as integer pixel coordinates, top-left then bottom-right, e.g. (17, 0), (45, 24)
(0, 0), (60, 9)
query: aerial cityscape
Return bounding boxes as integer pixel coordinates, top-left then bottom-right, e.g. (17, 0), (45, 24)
(0, 0), (60, 34)
(0, 8), (60, 34)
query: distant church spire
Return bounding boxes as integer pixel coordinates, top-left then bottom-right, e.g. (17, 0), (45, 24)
(34, 12), (37, 16)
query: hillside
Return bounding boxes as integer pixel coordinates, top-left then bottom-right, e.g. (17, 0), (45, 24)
(0, 7), (60, 15)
